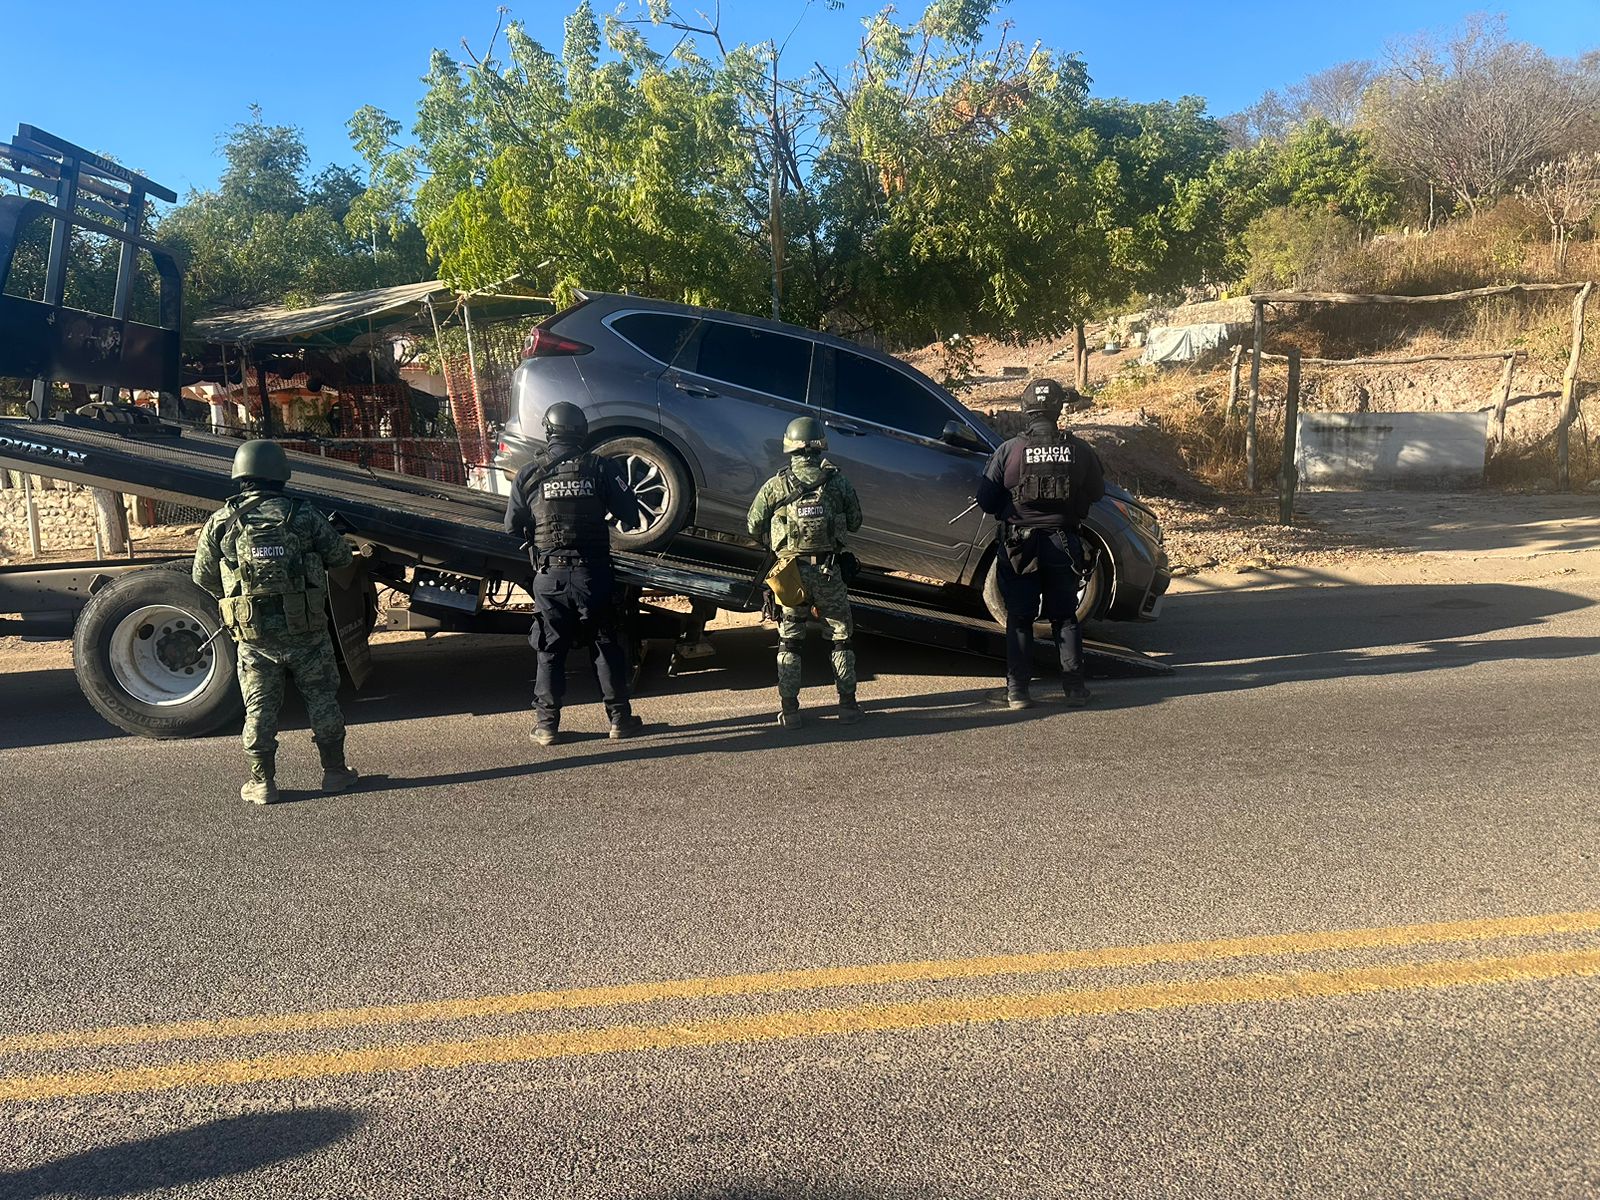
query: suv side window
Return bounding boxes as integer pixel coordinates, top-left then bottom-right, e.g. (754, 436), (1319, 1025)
(610, 312), (698, 366)
(832, 350), (958, 440)
(689, 320), (812, 403)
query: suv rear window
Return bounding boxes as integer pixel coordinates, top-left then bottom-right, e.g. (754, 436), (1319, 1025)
(610, 312), (698, 366)
(831, 350), (955, 440)
(689, 321), (812, 403)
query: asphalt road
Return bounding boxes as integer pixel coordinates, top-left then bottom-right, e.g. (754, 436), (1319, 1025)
(2, 567), (1599, 1198)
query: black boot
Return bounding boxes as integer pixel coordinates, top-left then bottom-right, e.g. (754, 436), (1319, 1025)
(241, 753), (279, 805)
(1062, 673), (1092, 707)
(836, 691), (863, 724)
(1006, 686), (1035, 711)
(317, 737), (360, 792)
(608, 704), (644, 740)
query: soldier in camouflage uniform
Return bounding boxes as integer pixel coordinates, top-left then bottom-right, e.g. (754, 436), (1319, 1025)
(193, 440), (359, 805)
(746, 416), (865, 729)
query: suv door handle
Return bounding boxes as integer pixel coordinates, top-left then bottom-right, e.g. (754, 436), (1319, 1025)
(674, 380), (719, 399)
(825, 421), (865, 435)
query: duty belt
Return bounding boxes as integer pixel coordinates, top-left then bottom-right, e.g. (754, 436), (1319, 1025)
(538, 550), (592, 568)
(789, 551), (837, 564)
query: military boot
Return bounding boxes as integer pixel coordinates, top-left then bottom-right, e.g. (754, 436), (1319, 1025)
(608, 705), (645, 740)
(240, 753), (279, 806)
(1062, 674), (1093, 708)
(317, 737), (360, 793)
(836, 691), (863, 724)
(531, 712), (562, 746)
(777, 696), (802, 729)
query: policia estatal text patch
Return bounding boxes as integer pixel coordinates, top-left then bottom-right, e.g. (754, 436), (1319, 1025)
(542, 478), (597, 499)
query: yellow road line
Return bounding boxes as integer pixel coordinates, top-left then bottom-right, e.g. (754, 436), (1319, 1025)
(5, 909), (1599, 1057)
(2, 947), (1596, 1104)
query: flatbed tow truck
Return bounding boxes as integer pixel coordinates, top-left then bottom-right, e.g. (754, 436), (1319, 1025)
(0, 126), (1164, 741)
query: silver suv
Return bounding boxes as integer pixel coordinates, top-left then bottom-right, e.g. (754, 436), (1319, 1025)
(495, 293), (1169, 625)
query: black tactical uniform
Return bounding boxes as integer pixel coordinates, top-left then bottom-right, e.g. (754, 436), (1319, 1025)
(975, 378), (1106, 709)
(504, 403), (644, 745)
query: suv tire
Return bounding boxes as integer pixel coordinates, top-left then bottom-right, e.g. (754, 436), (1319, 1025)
(593, 436), (692, 552)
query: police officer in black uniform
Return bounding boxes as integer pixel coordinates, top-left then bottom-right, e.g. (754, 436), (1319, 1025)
(975, 378), (1106, 710)
(505, 401), (646, 745)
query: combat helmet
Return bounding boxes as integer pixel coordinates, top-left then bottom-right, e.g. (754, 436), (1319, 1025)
(543, 401), (589, 440)
(782, 415), (827, 454)
(1021, 377), (1067, 418)
(231, 439), (291, 484)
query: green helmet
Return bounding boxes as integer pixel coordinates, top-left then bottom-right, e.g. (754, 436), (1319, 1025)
(231, 439), (290, 484)
(782, 415), (827, 454)
(543, 401), (589, 440)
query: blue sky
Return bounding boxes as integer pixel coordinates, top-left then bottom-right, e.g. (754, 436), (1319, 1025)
(1, 0), (1594, 204)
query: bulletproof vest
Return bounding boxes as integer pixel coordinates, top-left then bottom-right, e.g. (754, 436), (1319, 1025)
(217, 497), (327, 640)
(1008, 432), (1076, 512)
(779, 466), (843, 554)
(529, 451), (610, 554)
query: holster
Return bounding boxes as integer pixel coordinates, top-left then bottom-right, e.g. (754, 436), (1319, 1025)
(1001, 526), (1043, 576)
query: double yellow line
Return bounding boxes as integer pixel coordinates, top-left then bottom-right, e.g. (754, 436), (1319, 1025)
(3, 910), (1598, 1103)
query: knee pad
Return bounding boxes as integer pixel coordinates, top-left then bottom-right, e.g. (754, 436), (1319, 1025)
(779, 638), (805, 655)
(830, 637), (852, 652)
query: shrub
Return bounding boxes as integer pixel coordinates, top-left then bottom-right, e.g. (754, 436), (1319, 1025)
(1243, 207), (1365, 292)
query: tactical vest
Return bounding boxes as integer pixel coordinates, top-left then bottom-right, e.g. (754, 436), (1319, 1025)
(529, 452), (610, 555)
(217, 497), (327, 641)
(1009, 433), (1076, 509)
(778, 467), (843, 554)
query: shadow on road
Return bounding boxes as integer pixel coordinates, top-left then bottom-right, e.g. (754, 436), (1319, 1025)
(3, 580), (1591, 751)
(0, 1108), (361, 1197)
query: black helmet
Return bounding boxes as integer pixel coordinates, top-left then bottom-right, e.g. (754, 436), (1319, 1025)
(1022, 377), (1066, 417)
(543, 401), (589, 440)
(231, 439), (290, 484)
(783, 415), (827, 454)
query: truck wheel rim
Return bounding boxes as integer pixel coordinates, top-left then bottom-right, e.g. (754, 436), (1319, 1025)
(610, 453), (671, 534)
(108, 604), (220, 706)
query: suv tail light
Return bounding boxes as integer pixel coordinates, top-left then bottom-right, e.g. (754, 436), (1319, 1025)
(521, 326), (592, 358)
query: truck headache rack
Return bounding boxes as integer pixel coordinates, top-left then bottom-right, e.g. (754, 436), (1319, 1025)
(0, 125), (182, 410)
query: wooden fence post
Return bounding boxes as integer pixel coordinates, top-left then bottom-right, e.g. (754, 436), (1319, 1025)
(1492, 353), (1517, 446)
(1225, 343), (1244, 422)
(1246, 300), (1264, 490)
(21, 471), (42, 557)
(1556, 281), (1593, 491)
(1278, 350), (1301, 524)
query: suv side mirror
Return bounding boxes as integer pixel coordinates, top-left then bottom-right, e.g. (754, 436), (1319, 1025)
(940, 420), (980, 448)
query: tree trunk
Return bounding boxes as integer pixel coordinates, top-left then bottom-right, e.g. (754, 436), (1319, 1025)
(1073, 322), (1088, 392)
(1225, 343), (1244, 422)
(1278, 350), (1301, 525)
(1246, 301), (1264, 491)
(1556, 281), (1593, 491)
(91, 488), (129, 556)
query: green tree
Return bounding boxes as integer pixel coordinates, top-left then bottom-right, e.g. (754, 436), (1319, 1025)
(157, 109), (430, 316)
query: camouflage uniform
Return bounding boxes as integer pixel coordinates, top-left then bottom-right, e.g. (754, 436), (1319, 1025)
(746, 453), (864, 703)
(193, 489), (353, 758)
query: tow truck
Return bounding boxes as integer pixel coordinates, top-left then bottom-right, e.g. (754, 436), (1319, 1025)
(0, 126), (1165, 740)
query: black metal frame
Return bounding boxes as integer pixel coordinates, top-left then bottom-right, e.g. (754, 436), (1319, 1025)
(0, 124), (182, 413)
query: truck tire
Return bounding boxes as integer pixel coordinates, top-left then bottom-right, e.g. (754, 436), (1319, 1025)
(72, 567), (244, 739)
(592, 436), (691, 552)
(982, 539), (1108, 629)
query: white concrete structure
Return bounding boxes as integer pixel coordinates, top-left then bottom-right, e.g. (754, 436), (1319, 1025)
(1297, 412), (1490, 488)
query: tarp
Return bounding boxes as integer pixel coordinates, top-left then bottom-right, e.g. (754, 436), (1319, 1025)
(1296, 412), (1490, 488)
(1138, 322), (1236, 365)
(193, 281), (551, 348)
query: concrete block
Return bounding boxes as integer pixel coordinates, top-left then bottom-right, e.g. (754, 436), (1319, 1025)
(1297, 411), (1490, 488)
